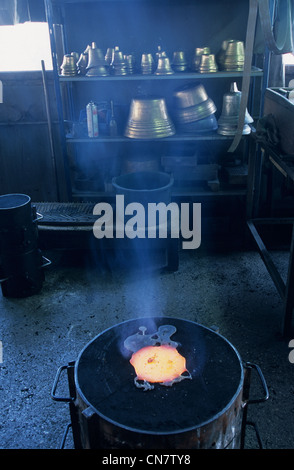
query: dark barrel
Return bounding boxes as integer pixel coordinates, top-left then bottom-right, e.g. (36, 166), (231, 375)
(0, 193), (49, 298)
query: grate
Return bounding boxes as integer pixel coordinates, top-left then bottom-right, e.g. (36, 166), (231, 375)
(34, 203), (98, 226)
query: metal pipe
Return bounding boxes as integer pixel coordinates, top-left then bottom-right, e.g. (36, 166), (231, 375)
(41, 59), (60, 201)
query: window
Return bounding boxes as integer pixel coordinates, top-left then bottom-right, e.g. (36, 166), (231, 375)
(0, 22), (52, 72)
(283, 52), (294, 66)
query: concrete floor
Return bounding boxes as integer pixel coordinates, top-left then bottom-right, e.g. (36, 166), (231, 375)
(0, 243), (293, 449)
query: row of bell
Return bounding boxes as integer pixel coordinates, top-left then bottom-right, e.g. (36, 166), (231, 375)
(123, 82), (253, 139)
(61, 38), (245, 77)
(61, 44), (185, 77)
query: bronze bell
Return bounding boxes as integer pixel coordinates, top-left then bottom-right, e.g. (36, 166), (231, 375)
(86, 42), (109, 76)
(105, 47), (114, 66)
(198, 53), (218, 73)
(141, 53), (154, 74)
(77, 53), (88, 75)
(191, 47), (204, 71)
(222, 40), (245, 71)
(111, 46), (128, 75)
(217, 82), (253, 135)
(171, 51), (188, 72)
(60, 54), (78, 76)
(154, 55), (174, 75)
(124, 97), (175, 139)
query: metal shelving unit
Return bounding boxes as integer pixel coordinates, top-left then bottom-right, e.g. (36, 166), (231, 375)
(44, 0), (266, 202)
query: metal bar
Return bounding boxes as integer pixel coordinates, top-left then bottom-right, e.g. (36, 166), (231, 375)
(252, 217), (294, 225)
(51, 365), (73, 402)
(245, 421), (263, 449)
(240, 366), (251, 449)
(44, 0), (72, 201)
(245, 362), (269, 405)
(41, 60), (60, 201)
(246, 137), (263, 219)
(60, 423), (72, 449)
(268, 155), (294, 181)
(247, 219), (286, 298)
(259, 0), (276, 114)
(66, 361), (83, 449)
(282, 225), (294, 336)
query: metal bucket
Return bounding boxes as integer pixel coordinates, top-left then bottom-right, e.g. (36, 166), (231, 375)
(112, 171), (174, 207)
(52, 317), (269, 449)
(0, 193), (50, 298)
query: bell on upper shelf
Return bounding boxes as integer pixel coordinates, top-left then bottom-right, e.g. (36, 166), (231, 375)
(86, 42), (109, 76)
(154, 55), (174, 75)
(60, 54), (78, 76)
(111, 46), (128, 75)
(77, 53), (88, 75)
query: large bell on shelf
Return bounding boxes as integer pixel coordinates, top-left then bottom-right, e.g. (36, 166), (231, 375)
(124, 97), (175, 139)
(172, 83), (217, 132)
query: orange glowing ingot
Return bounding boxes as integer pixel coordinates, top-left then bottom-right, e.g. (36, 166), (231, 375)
(130, 345), (187, 383)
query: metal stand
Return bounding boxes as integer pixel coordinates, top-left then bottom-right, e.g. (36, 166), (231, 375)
(247, 134), (294, 337)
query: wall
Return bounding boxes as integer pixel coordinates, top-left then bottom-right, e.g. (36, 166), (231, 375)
(0, 71), (68, 201)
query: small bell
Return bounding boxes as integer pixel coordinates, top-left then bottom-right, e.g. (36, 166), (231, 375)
(154, 56), (174, 75)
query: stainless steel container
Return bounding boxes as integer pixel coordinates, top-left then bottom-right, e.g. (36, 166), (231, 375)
(86, 101), (99, 138)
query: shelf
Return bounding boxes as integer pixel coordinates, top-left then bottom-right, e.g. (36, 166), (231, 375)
(66, 133), (242, 143)
(59, 67), (263, 82)
(45, 0), (267, 202)
(0, 121), (59, 127)
(71, 188), (247, 199)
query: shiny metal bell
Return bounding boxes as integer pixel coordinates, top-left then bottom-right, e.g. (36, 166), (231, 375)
(222, 40), (245, 71)
(141, 53), (154, 74)
(171, 51), (188, 72)
(86, 43), (109, 76)
(191, 47), (204, 72)
(154, 56), (174, 75)
(105, 48), (114, 66)
(77, 53), (88, 75)
(217, 82), (253, 135)
(198, 53), (218, 73)
(124, 54), (136, 74)
(111, 46), (128, 75)
(124, 97), (175, 139)
(60, 54), (78, 76)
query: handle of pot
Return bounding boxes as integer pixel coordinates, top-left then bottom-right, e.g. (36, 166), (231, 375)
(244, 361), (269, 405)
(31, 205), (43, 223)
(33, 212), (43, 223)
(41, 256), (52, 268)
(60, 423), (72, 449)
(51, 365), (73, 403)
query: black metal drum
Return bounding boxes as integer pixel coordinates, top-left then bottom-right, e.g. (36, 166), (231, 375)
(52, 317), (269, 449)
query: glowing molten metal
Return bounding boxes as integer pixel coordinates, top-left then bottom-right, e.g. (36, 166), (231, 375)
(130, 345), (187, 383)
